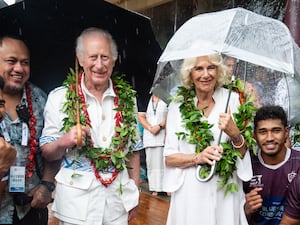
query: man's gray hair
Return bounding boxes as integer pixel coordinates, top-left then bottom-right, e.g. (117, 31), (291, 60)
(76, 27), (118, 61)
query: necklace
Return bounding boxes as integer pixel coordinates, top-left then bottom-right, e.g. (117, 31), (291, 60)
(174, 79), (257, 194)
(61, 70), (137, 186)
(25, 82), (37, 178)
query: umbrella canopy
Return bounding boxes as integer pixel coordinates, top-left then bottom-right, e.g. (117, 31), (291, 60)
(0, 0), (161, 111)
(151, 7), (300, 125)
(158, 7), (299, 74)
(151, 7), (300, 100)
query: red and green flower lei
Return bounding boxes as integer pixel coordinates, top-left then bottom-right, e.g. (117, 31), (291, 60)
(61, 69), (137, 186)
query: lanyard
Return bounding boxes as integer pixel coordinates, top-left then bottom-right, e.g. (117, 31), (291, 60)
(152, 99), (158, 116)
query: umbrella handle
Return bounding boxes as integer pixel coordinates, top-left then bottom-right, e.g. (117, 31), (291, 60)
(75, 57), (82, 149)
(195, 73), (237, 182)
(195, 148), (218, 182)
(76, 122), (82, 148)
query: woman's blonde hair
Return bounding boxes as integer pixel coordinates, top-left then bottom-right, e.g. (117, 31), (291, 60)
(180, 54), (228, 89)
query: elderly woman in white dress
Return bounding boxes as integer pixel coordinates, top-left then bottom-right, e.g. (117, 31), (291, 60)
(163, 54), (252, 225)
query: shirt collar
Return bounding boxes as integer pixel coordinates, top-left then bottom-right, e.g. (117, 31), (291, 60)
(80, 73), (116, 99)
(258, 147), (291, 169)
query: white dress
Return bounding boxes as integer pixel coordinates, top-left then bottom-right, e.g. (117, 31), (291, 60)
(163, 88), (252, 225)
(143, 98), (168, 192)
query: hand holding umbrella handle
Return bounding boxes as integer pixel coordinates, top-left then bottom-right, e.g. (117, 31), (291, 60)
(195, 149), (218, 182)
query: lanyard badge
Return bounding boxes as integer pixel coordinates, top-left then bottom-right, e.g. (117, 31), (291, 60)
(9, 166), (26, 192)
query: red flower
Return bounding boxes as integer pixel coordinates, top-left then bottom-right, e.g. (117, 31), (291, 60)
(115, 112), (122, 127)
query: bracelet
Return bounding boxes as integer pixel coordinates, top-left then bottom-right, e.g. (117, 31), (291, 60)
(232, 133), (242, 143)
(159, 124), (163, 129)
(231, 134), (245, 149)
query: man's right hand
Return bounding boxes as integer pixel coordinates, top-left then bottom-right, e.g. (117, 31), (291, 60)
(244, 187), (263, 216)
(0, 137), (16, 179)
(61, 125), (92, 149)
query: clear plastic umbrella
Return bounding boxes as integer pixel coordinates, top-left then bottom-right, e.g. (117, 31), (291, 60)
(151, 7), (300, 125)
(151, 7), (300, 182)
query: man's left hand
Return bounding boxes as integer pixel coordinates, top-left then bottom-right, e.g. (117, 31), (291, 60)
(29, 185), (53, 208)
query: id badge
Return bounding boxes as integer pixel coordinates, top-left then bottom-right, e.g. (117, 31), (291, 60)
(9, 166), (26, 192)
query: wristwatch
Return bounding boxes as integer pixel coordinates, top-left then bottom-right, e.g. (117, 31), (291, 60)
(40, 180), (55, 192)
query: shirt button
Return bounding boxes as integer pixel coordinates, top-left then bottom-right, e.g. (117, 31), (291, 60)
(102, 136), (107, 142)
(102, 115), (106, 120)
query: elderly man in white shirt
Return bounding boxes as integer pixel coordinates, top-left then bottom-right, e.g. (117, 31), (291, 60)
(40, 27), (140, 225)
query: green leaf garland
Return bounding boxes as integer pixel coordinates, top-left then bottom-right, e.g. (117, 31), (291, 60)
(173, 78), (257, 194)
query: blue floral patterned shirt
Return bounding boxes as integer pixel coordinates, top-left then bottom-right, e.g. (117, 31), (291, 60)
(0, 82), (47, 224)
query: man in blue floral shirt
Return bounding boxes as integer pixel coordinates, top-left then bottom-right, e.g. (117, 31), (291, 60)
(0, 35), (57, 224)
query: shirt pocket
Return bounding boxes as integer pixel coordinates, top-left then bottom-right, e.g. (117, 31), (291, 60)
(52, 168), (94, 221)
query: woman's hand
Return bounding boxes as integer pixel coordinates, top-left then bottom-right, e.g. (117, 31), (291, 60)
(148, 125), (161, 135)
(218, 108), (240, 139)
(194, 145), (223, 166)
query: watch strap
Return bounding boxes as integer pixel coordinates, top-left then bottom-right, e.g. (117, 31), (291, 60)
(40, 180), (55, 192)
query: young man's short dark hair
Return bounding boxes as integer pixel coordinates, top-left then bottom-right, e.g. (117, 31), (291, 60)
(254, 105), (288, 130)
